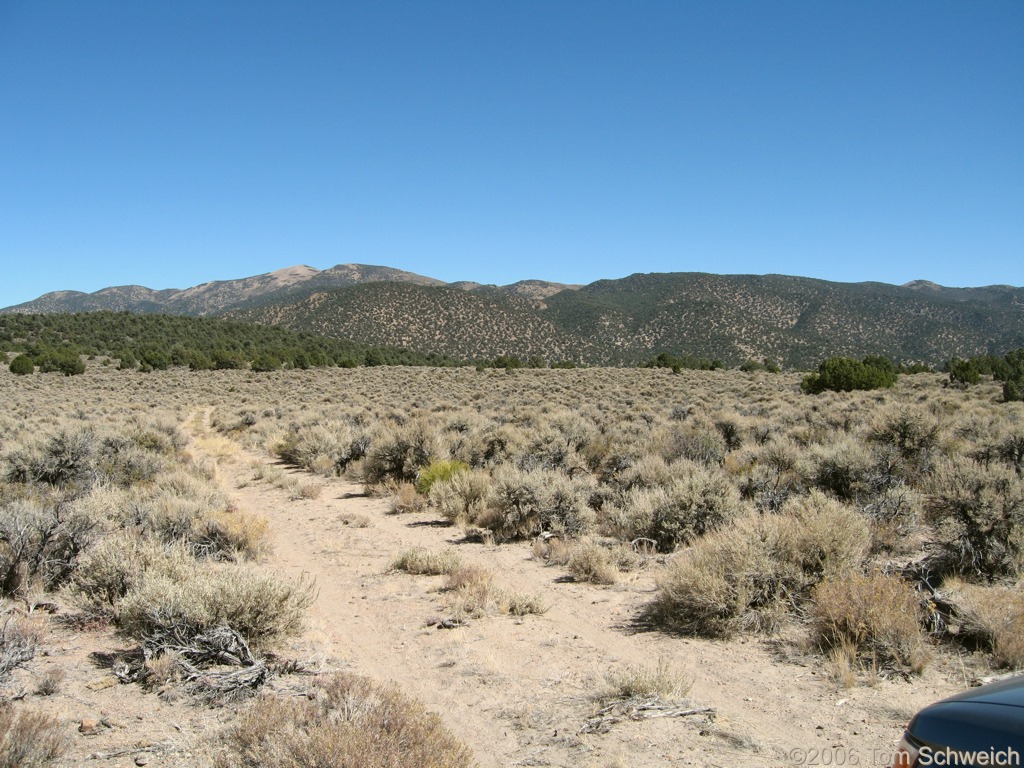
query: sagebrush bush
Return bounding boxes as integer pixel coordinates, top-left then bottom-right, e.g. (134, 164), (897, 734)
(809, 438), (874, 501)
(428, 468), (492, 524)
(214, 673), (475, 768)
(774, 491), (870, 583)
(273, 421), (368, 476)
(0, 497), (99, 596)
(365, 420), (440, 484)
(811, 572), (928, 674)
(0, 614), (45, 682)
(118, 566), (315, 651)
(72, 531), (193, 617)
(603, 463), (741, 552)
(925, 460), (1024, 579)
(479, 466), (595, 540)
(944, 580), (1024, 669)
(862, 485), (923, 555)
(658, 420), (726, 466)
(649, 514), (796, 637)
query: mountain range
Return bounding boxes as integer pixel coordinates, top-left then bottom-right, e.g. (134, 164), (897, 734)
(4, 265), (1022, 368)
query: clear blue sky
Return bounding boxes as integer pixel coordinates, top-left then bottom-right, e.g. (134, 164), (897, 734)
(1, 1), (1021, 308)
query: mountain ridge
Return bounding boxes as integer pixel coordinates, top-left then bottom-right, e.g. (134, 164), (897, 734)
(4, 265), (1022, 368)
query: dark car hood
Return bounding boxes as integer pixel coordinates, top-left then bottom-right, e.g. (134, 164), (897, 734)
(939, 675), (1024, 707)
(909, 676), (1024, 753)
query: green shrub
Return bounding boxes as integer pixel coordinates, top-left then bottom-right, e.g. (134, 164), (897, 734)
(8, 355), (34, 376)
(36, 349), (85, 376)
(801, 356), (897, 394)
(415, 459), (470, 495)
(947, 358), (981, 389)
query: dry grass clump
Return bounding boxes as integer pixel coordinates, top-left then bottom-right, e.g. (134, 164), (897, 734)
(531, 535), (573, 565)
(601, 658), (692, 703)
(388, 481), (427, 514)
(811, 572), (929, 675)
(943, 579), (1024, 669)
(391, 548), (462, 576)
(443, 566), (496, 619)
(442, 565), (547, 619)
(213, 673), (474, 768)
(288, 477), (323, 501)
(0, 703), (71, 766)
(566, 540), (619, 585)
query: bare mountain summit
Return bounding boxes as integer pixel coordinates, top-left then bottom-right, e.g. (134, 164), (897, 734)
(3, 263), (442, 316)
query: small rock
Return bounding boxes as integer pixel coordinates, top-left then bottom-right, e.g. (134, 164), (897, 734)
(79, 718), (101, 734)
(135, 755), (150, 766)
(85, 676), (117, 691)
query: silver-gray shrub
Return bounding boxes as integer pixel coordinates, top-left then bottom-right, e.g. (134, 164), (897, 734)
(364, 419), (441, 484)
(480, 466), (596, 540)
(428, 468), (493, 525)
(604, 461), (742, 552)
(0, 497), (100, 596)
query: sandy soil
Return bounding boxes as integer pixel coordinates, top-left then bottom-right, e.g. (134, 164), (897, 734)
(16, 407), (975, 768)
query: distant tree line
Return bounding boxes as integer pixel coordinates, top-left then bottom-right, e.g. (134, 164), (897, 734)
(1, 311), (460, 375)
(643, 352), (727, 373)
(944, 349), (1024, 402)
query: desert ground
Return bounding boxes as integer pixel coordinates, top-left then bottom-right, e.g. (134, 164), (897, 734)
(1, 365), (1020, 767)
